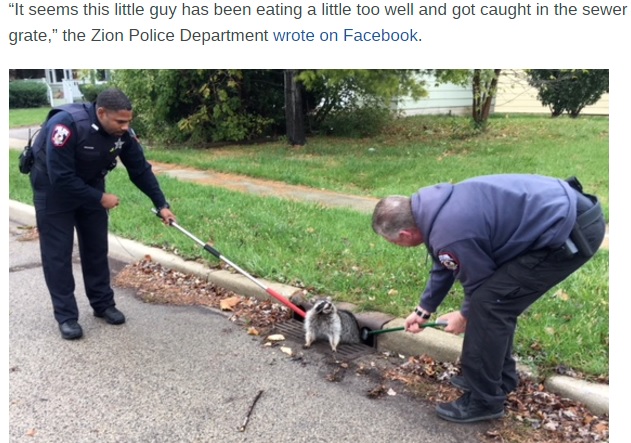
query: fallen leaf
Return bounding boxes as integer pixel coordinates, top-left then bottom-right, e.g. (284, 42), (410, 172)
(26, 429), (37, 437)
(555, 289), (570, 301)
(367, 385), (387, 399)
(17, 227), (39, 242)
(266, 334), (286, 342)
(280, 346), (293, 356)
(387, 289), (399, 296)
(387, 388), (397, 396)
(220, 296), (241, 311)
(247, 327), (260, 336)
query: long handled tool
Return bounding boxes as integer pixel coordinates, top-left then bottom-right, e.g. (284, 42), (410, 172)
(360, 321), (448, 341)
(153, 210), (306, 318)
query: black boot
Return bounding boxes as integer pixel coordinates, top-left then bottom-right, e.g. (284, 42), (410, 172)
(94, 307), (126, 325)
(59, 320), (83, 340)
(436, 392), (505, 423)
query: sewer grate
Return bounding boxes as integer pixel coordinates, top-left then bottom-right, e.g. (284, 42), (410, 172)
(271, 319), (375, 360)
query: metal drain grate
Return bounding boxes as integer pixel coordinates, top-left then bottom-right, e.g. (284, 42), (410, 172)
(272, 319), (375, 360)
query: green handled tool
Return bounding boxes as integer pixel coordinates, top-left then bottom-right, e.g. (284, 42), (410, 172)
(360, 321), (448, 341)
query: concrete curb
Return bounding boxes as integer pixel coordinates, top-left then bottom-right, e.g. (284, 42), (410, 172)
(8, 199), (609, 416)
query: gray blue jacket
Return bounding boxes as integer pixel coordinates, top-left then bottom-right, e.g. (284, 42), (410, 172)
(411, 174), (577, 316)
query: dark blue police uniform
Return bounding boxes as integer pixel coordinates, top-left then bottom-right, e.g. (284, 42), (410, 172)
(409, 174), (605, 419)
(29, 103), (169, 325)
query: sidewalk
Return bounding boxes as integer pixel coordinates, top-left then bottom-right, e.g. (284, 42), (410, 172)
(8, 129), (609, 415)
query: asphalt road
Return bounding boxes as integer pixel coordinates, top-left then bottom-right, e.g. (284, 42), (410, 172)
(8, 219), (490, 443)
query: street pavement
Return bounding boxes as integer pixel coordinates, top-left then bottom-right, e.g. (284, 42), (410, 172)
(9, 216), (490, 443)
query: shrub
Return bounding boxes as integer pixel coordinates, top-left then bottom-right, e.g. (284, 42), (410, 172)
(9, 80), (49, 108)
(321, 105), (394, 137)
(527, 69), (609, 117)
(112, 69), (283, 144)
(79, 83), (111, 102)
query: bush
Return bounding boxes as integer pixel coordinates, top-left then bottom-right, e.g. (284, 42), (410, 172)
(79, 83), (111, 102)
(527, 69), (609, 117)
(321, 105), (394, 137)
(9, 80), (49, 108)
(112, 69), (283, 144)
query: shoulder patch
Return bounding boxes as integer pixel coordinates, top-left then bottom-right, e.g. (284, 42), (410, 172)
(438, 252), (459, 271)
(51, 124), (72, 148)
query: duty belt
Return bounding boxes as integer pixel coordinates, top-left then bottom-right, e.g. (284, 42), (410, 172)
(567, 199), (602, 257)
(563, 176), (603, 257)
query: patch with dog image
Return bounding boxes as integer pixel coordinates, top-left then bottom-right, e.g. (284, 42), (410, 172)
(51, 124), (71, 148)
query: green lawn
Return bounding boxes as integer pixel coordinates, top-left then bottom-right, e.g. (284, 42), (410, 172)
(9, 107), (50, 128)
(8, 111), (609, 378)
(143, 114), (609, 219)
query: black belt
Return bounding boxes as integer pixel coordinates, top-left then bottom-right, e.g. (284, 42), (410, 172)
(564, 176), (603, 257)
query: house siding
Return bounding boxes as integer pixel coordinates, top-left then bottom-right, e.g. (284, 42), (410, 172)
(394, 74), (473, 116)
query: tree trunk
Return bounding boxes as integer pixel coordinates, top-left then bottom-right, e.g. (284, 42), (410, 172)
(480, 69), (501, 121)
(472, 69), (501, 128)
(284, 70), (306, 146)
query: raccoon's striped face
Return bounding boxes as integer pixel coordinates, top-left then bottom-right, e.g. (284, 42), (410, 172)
(314, 300), (334, 315)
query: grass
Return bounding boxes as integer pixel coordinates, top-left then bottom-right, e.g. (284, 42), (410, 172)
(8, 111), (609, 378)
(9, 107), (50, 128)
(142, 114), (609, 219)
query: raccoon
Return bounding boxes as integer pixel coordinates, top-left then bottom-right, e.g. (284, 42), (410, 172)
(304, 297), (361, 352)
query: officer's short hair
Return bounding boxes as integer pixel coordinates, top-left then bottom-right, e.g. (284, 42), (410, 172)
(96, 88), (132, 112)
(372, 196), (415, 240)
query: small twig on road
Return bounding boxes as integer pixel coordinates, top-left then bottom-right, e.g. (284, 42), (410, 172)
(238, 389), (264, 432)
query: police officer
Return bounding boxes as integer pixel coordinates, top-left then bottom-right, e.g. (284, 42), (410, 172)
(29, 88), (176, 340)
(371, 174), (605, 423)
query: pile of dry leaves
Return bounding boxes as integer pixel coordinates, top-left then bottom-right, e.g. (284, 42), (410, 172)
(385, 356), (609, 442)
(114, 257), (609, 443)
(113, 256), (293, 334)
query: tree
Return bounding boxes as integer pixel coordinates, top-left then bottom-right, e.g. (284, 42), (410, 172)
(111, 69), (431, 144)
(284, 70), (306, 146)
(430, 69), (502, 129)
(295, 69), (429, 138)
(297, 69), (427, 129)
(472, 69), (502, 127)
(112, 69), (283, 144)
(526, 69), (609, 117)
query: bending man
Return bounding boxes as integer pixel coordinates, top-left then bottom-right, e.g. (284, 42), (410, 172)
(372, 174), (605, 423)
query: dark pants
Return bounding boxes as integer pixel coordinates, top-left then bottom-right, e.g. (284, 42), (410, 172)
(33, 188), (115, 324)
(461, 191), (606, 407)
